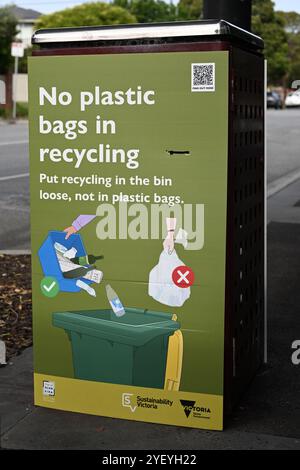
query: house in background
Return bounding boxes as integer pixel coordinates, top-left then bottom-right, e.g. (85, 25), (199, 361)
(0, 5), (41, 112)
(0, 6), (42, 106)
(7, 5), (41, 48)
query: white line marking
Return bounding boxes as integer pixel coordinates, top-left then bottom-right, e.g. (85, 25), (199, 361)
(0, 250), (31, 255)
(267, 167), (300, 198)
(0, 173), (29, 182)
(0, 140), (28, 146)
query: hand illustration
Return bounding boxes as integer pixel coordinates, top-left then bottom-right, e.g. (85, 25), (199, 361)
(64, 226), (77, 240)
(163, 217), (177, 254)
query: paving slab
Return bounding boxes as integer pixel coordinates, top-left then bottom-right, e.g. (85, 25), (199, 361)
(1, 369), (299, 450)
(0, 348), (34, 436)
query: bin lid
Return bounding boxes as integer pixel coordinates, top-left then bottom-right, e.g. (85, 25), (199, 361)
(32, 20), (263, 51)
(53, 308), (180, 347)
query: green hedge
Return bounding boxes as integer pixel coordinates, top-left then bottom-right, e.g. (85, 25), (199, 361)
(16, 102), (28, 118)
(0, 102), (28, 119)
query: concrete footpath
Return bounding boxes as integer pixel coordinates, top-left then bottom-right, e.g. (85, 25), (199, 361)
(1, 181), (300, 450)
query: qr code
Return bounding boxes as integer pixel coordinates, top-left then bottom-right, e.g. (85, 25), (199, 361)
(43, 381), (55, 397)
(191, 63), (215, 92)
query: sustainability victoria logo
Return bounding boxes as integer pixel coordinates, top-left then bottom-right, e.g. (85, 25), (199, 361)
(122, 393), (137, 413)
(122, 393), (173, 413)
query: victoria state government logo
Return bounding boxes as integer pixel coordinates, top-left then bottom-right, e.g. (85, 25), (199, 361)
(180, 400), (211, 419)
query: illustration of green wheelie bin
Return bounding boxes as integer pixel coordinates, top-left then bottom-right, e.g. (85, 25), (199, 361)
(53, 308), (182, 390)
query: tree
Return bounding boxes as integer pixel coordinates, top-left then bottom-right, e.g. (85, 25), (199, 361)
(287, 33), (300, 85)
(113, 0), (177, 23)
(277, 11), (300, 87)
(252, 0), (289, 85)
(0, 6), (18, 74)
(277, 10), (300, 34)
(19, 47), (33, 74)
(177, 0), (203, 20)
(36, 2), (136, 29)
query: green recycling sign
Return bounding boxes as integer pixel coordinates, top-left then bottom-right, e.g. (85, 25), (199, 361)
(29, 50), (229, 430)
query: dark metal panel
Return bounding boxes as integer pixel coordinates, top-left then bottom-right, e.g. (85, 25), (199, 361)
(224, 45), (265, 416)
(32, 41), (231, 56)
(203, 0), (252, 32)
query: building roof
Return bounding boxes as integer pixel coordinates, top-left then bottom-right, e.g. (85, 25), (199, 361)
(7, 5), (41, 21)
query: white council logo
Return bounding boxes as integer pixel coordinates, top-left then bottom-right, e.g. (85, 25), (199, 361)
(122, 393), (137, 413)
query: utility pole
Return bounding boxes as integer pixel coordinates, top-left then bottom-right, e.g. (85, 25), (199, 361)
(12, 54), (19, 121)
(10, 42), (24, 122)
(203, 0), (252, 32)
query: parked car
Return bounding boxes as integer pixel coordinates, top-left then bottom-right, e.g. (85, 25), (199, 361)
(267, 91), (283, 109)
(285, 91), (300, 108)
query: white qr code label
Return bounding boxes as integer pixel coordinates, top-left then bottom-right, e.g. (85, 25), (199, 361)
(191, 63), (215, 92)
(43, 381), (55, 396)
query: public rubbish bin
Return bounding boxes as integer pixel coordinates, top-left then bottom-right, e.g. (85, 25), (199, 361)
(30, 19), (265, 430)
(38, 231), (93, 292)
(53, 308), (181, 389)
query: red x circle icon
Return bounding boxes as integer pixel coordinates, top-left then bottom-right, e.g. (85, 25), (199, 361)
(172, 266), (195, 288)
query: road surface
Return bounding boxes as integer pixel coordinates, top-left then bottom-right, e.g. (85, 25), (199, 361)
(0, 121), (29, 250)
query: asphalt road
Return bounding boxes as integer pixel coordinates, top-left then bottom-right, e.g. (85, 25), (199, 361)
(0, 109), (300, 250)
(0, 121), (29, 250)
(267, 108), (300, 183)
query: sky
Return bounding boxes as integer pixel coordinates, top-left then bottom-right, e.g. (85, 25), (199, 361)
(1, 0), (300, 15)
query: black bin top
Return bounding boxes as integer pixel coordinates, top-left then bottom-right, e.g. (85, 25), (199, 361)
(32, 20), (264, 52)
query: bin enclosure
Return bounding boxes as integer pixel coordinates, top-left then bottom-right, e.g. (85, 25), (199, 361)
(29, 20), (265, 430)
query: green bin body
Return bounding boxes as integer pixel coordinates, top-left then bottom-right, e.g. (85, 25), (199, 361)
(53, 308), (180, 389)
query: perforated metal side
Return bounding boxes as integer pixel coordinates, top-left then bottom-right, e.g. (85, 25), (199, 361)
(224, 46), (265, 413)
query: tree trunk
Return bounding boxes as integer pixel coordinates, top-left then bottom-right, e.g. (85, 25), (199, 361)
(5, 72), (13, 118)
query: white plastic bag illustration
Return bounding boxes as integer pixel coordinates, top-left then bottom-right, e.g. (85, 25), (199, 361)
(148, 249), (190, 307)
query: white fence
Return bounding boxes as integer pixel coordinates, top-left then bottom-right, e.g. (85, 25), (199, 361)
(13, 73), (28, 102)
(0, 74), (28, 104)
